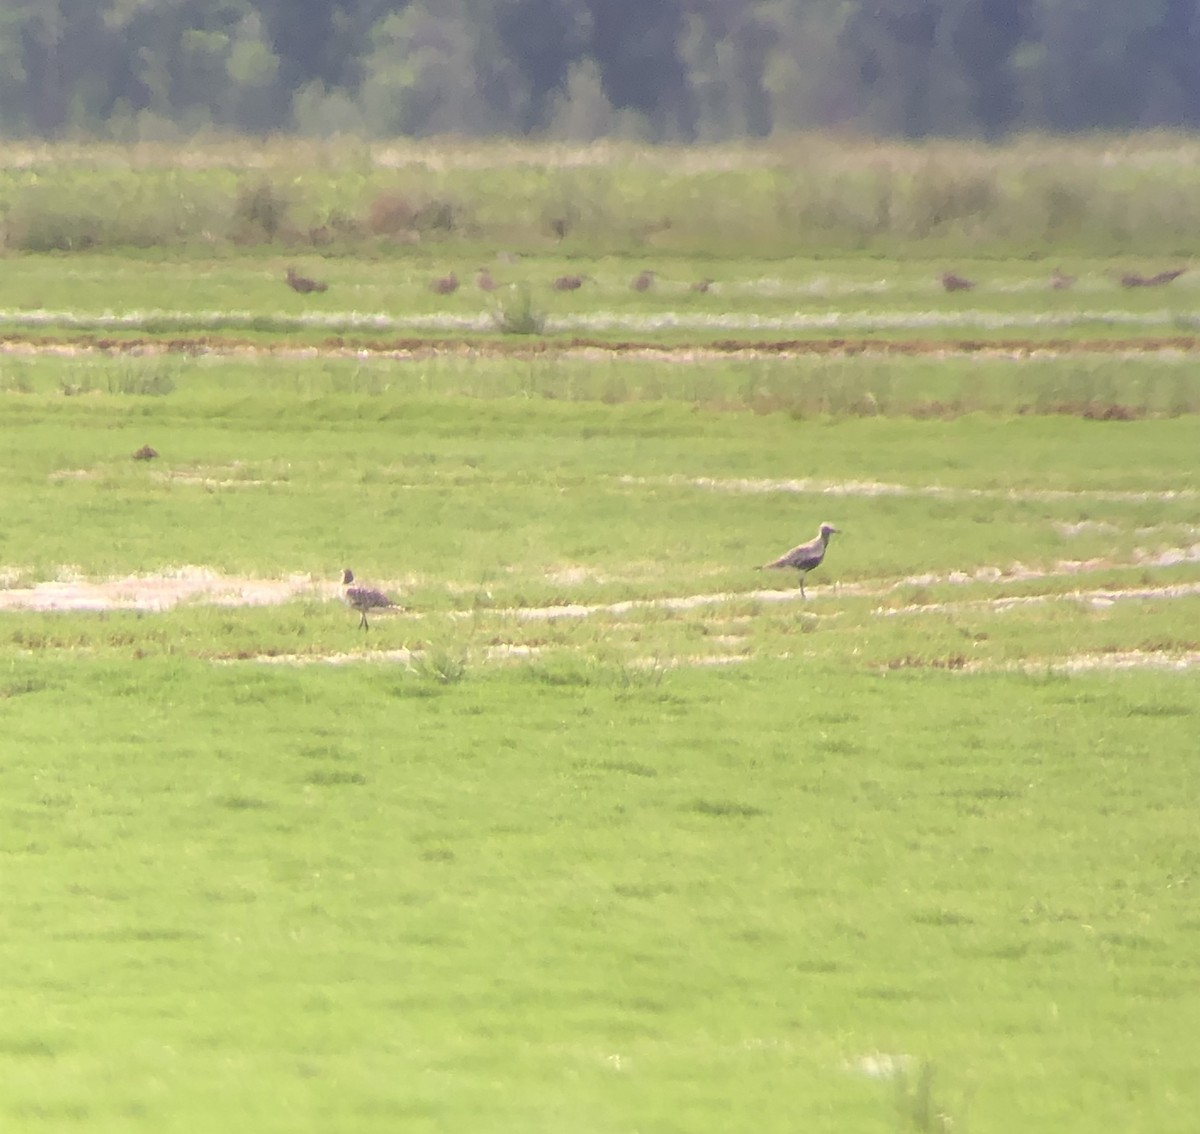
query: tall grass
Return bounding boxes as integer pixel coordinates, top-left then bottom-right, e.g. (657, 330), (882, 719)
(4, 133), (1200, 256)
(4, 352), (1200, 418)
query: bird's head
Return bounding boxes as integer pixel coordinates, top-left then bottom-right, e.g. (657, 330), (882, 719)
(820, 523), (840, 538)
(342, 569), (355, 585)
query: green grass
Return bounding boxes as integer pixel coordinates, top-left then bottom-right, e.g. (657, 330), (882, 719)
(1, 365), (1198, 594)
(3, 656), (1199, 1133)
(2, 261), (1199, 1132)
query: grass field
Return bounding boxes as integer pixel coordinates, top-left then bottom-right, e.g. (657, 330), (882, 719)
(2, 189), (1199, 1134)
(4, 252), (1200, 347)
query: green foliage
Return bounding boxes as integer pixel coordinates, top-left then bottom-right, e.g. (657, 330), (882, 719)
(0, 1), (1196, 142)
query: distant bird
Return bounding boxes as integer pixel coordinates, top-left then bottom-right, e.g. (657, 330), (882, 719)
(758, 523), (840, 599)
(691, 278), (714, 293)
(631, 269), (656, 292)
(286, 267), (328, 294)
(1119, 269), (1185, 288)
(552, 274), (586, 291)
(1146, 268), (1186, 286)
(430, 272), (459, 295)
(341, 569), (396, 630)
(1049, 268), (1075, 290)
(132, 444), (158, 461)
(941, 272), (975, 292)
(476, 267), (497, 291)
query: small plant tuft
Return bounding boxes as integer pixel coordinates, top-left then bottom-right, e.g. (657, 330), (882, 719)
(105, 365), (177, 396)
(412, 645), (468, 685)
(491, 282), (546, 336)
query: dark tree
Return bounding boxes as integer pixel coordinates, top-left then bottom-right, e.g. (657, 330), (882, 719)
(950, 0), (1033, 138)
(495, 0), (591, 129)
(584, 0), (697, 136)
(841, 0), (942, 137)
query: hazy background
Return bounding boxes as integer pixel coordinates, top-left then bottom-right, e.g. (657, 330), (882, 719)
(2, 0), (1197, 141)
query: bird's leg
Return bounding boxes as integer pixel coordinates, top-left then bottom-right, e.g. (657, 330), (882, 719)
(360, 611), (369, 630)
(799, 575), (807, 600)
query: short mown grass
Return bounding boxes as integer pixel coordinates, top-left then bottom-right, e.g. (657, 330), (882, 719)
(2, 655), (1198, 1133)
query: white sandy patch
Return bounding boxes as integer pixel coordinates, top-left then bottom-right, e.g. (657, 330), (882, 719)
(630, 654), (748, 670)
(234, 647), (417, 666)
(631, 474), (1199, 505)
(1048, 650), (1200, 672)
(509, 558), (1200, 623)
(511, 587), (817, 621)
(1055, 520), (1119, 537)
(48, 469), (100, 482)
(0, 567), (333, 612)
(844, 1053), (916, 1080)
(1, 550), (1195, 619)
(159, 474), (280, 489)
(220, 642), (538, 667)
(963, 650), (1200, 674)
(544, 565), (608, 586)
(875, 580), (1200, 617)
(4, 305), (1200, 342)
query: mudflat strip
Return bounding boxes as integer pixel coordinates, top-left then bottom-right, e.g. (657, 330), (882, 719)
(1, 554), (1196, 614)
(5, 331), (1200, 362)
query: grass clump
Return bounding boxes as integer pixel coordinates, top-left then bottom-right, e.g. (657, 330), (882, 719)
(490, 281), (546, 336)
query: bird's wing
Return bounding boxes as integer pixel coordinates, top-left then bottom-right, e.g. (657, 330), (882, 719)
(763, 538), (822, 570)
(347, 586), (393, 608)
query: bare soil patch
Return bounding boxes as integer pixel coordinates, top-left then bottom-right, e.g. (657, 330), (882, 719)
(0, 567), (332, 612)
(641, 474), (1199, 504)
(6, 331), (1200, 363)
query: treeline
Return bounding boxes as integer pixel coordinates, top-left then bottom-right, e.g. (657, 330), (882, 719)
(3, 1), (1199, 141)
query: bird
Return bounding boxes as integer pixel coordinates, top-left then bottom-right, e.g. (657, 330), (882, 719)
(758, 523), (840, 599)
(631, 269), (656, 292)
(1121, 268), (1186, 288)
(430, 272), (459, 295)
(132, 444), (158, 461)
(476, 267), (497, 291)
(941, 272), (975, 292)
(691, 278), (714, 293)
(1146, 268), (1186, 286)
(1049, 268), (1075, 290)
(286, 267), (327, 294)
(341, 569), (396, 630)
(552, 274), (586, 291)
